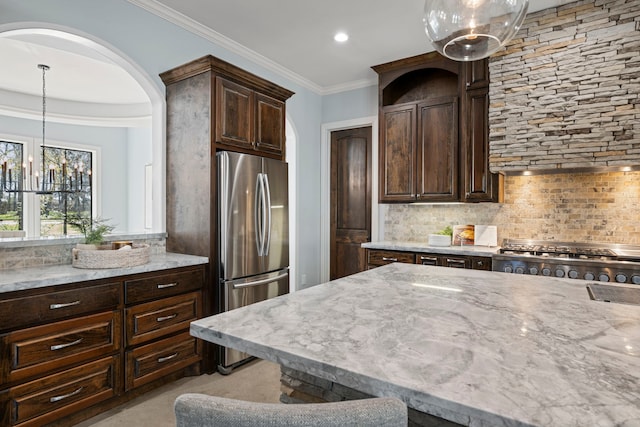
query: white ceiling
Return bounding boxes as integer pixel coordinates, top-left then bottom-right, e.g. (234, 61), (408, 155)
(139, 0), (578, 93)
(0, 0), (577, 122)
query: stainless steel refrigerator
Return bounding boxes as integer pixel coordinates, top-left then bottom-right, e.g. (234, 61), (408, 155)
(217, 151), (289, 373)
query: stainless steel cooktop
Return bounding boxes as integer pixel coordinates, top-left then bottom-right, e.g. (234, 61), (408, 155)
(493, 239), (640, 284)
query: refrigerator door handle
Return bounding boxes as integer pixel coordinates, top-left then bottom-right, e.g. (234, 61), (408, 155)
(254, 173), (264, 256)
(219, 152), (230, 263)
(262, 173), (272, 256)
(231, 270), (289, 289)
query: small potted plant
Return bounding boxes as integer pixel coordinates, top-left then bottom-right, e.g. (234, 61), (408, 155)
(428, 225), (453, 246)
(65, 213), (115, 249)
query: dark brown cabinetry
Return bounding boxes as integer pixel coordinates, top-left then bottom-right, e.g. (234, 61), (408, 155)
(161, 55), (293, 161)
(367, 248), (491, 271)
(373, 53), (500, 203)
(160, 56), (293, 372)
(215, 77), (287, 156)
(417, 97), (459, 201)
(0, 265), (205, 427)
(123, 269), (203, 391)
(367, 250), (415, 268)
(379, 104), (416, 201)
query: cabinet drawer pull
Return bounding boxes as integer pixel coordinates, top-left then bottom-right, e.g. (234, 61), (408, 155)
(446, 258), (467, 267)
(382, 257), (398, 262)
(50, 338), (83, 351)
(49, 386), (83, 403)
(157, 282), (178, 289)
(158, 352), (179, 363)
(156, 314), (178, 322)
(49, 300), (81, 310)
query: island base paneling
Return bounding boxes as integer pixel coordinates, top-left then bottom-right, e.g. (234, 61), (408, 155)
(280, 366), (462, 427)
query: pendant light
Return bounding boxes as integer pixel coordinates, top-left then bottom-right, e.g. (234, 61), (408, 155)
(0, 64), (89, 195)
(423, 0), (529, 61)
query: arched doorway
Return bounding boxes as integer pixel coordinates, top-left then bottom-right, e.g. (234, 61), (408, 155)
(0, 23), (166, 234)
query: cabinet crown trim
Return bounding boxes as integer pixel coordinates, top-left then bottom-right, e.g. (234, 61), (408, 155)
(160, 55), (295, 101)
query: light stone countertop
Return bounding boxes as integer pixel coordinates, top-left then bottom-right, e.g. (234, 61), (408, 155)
(0, 252), (208, 294)
(191, 263), (640, 427)
(362, 241), (500, 256)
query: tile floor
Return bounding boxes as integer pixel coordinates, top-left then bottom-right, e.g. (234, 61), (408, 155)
(75, 359), (281, 426)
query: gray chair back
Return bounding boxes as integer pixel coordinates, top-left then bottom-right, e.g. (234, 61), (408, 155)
(174, 393), (408, 426)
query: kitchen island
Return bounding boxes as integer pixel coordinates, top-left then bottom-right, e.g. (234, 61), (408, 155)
(191, 263), (640, 427)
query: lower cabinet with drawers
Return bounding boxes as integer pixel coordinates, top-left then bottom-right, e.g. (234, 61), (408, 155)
(367, 249), (491, 271)
(0, 264), (205, 427)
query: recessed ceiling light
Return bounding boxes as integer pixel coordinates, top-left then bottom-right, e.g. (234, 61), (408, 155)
(334, 32), (349, 43)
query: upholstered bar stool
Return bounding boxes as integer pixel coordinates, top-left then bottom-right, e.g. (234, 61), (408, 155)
(174, 393), (408, 427)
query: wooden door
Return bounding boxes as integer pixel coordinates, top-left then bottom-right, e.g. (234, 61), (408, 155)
(330, 127), (372, 280)
(417, 96), (458, 202)
(379, 104), (416, 202)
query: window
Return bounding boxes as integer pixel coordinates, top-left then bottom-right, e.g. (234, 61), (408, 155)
(0, 139), (94, 238)
(40, 146), (93, 237)
(0, 140), (23, 231)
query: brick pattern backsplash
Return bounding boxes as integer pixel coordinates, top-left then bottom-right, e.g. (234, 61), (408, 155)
(489, 0), (640, 172)
(383, 171), (640, 245)
(0, 237), (166, 270)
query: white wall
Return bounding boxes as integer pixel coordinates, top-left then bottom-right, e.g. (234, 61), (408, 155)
(127, 126), (152, 232)
(322, 85), (378, 124)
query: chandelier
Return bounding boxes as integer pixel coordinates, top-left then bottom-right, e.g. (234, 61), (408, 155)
(423, 0), (529, 61)
(0, 64), (90, 195)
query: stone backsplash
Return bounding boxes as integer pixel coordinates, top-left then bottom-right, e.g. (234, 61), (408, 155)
(0, 235), (167, 270)
(489, 0), (640, 172)
(383, 170), (640, 245)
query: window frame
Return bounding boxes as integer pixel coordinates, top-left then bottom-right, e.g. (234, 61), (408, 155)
(0, 133), (100, 239)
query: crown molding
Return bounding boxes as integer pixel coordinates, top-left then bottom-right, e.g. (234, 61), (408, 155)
(127, 0), (329, 95)
(321, 77), (377, 96)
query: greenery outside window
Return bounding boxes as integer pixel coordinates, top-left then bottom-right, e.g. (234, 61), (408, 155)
(0, 140), (23, 231)
(1, 139), (94, 238)
(41, 146), (93, 237)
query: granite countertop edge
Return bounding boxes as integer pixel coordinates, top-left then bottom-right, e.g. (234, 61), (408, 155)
(362, 240), (500, 256)
(0, 252), (209, 294)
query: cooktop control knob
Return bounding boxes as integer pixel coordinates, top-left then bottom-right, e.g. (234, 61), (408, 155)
(615, 273), (627, 283)
(504, 265), (513, 273)
(632, 275), (640, 285)
(555, 269), (565, 278)
(598, 273), (610, 282)
(529, 267), (539, 275)
(568, 270), (579, 279)
(542, 267), (551, 276)
(584, 272), (595, 281)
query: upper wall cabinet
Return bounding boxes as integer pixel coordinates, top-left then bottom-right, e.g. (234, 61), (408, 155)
(215, 77), (287, 157)
(373, 53), (500, 203)
(161, 55), (294, 160)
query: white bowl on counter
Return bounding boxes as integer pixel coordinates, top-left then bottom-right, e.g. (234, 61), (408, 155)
(428, 234), (451, 246)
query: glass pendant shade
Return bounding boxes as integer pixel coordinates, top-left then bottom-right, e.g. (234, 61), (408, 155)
(423, 0), (529, 61)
